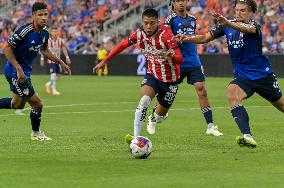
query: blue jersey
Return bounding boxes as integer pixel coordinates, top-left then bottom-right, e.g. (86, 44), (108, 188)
(5, 22), (49, 78)
(210, 20), (272, 80)
(165, 13), (201, 68)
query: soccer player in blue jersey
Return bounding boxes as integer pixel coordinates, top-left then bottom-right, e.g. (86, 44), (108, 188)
(155, 0), (223, 136)
(0, 2), (71, 141)
(175, 0), (284, 148)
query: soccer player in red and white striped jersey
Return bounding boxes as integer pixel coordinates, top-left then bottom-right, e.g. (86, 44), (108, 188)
(94, 9), (183, 138)
(41, 28), (71, 96)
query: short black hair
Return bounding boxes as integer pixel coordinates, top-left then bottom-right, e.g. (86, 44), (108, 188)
(142, 8), (159, 19)
(32, 2), (47, 13)
(235, 0), (257, 13)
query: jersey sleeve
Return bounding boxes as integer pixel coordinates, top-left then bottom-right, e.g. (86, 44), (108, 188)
(8, 27), (24, 48)
(128, 30), (138, 45)
(164, 15), (174, 30)
(163, 28), (179, 50)
(162, 28), (183, 64)
(248, 20), (261, 36)
(210, 24), (226, 39)
(42, 32), (49, 48)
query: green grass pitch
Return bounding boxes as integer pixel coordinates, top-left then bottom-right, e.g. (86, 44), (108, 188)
(0, 75), (284, 188)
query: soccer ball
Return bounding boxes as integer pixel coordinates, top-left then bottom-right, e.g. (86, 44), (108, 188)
(129, 136), (152, 159)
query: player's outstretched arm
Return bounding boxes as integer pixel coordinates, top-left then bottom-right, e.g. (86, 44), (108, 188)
(41, 47), (71, 75)
(175, 32), (215, 44)
(93, 39), (131, 73)
(212, 12), (256, 34)
(3, 44), (26, 82)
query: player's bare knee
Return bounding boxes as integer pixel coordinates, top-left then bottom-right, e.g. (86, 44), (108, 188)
(197, 88), (207, 98)
(32, 101), (43, 112)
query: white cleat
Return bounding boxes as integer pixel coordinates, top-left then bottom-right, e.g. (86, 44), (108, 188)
(147, 114), (156, 135)
(31, 131), (52, 141)
(206, 124), (223, 136)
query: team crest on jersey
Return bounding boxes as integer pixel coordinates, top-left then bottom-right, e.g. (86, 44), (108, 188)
(23, 88), (30, 95)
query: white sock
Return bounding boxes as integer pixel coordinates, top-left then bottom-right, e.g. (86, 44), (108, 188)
(134, 95), (151, 137)
(207, 123), (214, 129)
(154, 111), (168, 123)
(50, 73), (57, 90)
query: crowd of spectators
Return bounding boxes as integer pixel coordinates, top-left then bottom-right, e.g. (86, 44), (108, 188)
(0, 0), (283, 55)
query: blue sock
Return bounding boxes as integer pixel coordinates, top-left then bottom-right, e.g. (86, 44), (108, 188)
(231, 104), (251, 135)
(0, 98), (14, 109)
(30, 110), (41, 131)
(201, 106), (213, 124)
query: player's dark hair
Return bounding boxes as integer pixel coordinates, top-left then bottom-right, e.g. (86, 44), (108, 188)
(32, 2), (47, 13)
(169, 0), (174, 11)
(235, 0), (257, 13)
(142, 8), (159, 19)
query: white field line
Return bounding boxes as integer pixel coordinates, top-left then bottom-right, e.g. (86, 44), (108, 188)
(0, 102), (273, 117)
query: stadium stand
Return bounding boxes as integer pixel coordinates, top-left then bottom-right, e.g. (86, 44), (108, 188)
(0, 0), (283, 54)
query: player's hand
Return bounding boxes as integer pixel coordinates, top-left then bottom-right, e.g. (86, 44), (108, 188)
(66, 56), (71, 65)
(213, 12), (229, 25)
(93, 61), (106, 73)
(165, 49), (175, 58)
(174, 34), (185, 43)
(16, 67), (26, 83)
(61, 63), (71, 75)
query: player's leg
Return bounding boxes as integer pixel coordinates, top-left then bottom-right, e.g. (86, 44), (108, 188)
(103, 64), (108, 76)
(133, 85), (156, 137)
(271, 96), (284, 112)
(193, 81), (223, 136)
(257, 74), (284, 113)
(147, 82), (178, 135)
(27, 93), (51, 141)
(51, 64), (61, 96)
(227, 79), (257, 148)
(188, 67), (222, 136)
(0, 77), (26, 109)
(45, 64), (54, 94)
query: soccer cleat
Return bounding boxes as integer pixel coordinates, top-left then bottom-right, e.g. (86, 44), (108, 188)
(125, 134), (133, 145)
(236, 134), (257, 149)
(52, 90), (61, 96)
(15, 109), (25, 116)
(31, 131), (52, 141)
(45, 83), (51, 94)
(147, 114), (156, 135)
(206, 124), (223, 136)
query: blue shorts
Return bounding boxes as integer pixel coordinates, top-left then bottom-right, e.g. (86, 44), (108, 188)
(6, 77), (35, 99)
(230, 73), (282, 102)
(141, 74), (178, 108)
(48, 63), (62, 74)
(177, 66), (205, 85)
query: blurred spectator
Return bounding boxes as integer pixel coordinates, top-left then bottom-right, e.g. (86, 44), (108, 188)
(0, 0), (283, 55)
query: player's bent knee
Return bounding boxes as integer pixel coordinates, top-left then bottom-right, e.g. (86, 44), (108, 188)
(32, 101), (43, 112)
(197, 88), (207, 97)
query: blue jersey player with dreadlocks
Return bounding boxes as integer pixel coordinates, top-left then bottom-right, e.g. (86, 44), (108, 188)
(176, 0), (284, 148)
(162, 0), (223, 136)
(0, 2), (71, 141)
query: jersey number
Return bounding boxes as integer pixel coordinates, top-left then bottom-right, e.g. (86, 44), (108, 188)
(137, 54), (146, 76)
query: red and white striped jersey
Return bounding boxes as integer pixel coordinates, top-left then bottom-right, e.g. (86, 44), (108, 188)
(128, 25), (182, 82)
(47, 37), (65, 64)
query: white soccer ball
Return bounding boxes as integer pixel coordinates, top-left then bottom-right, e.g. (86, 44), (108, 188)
(129, 136), (152, 159)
